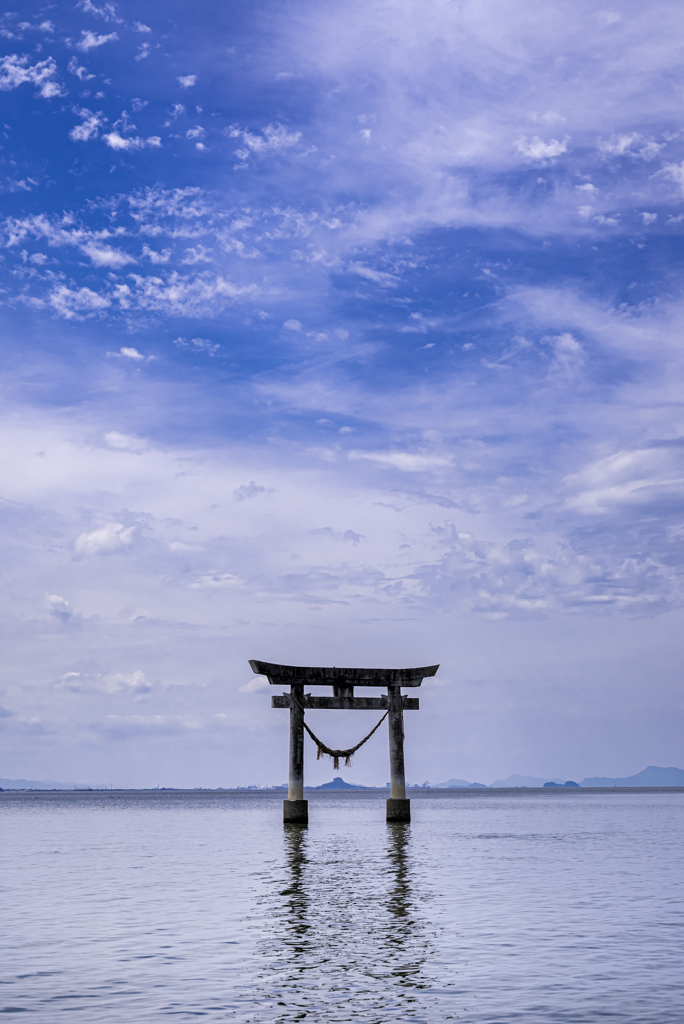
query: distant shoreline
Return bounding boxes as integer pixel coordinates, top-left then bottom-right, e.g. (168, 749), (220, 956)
(2, 786), (684, 797)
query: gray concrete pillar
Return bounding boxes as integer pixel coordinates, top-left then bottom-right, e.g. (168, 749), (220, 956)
(386, 685), (410, 822)
(284, 682), (308, 823)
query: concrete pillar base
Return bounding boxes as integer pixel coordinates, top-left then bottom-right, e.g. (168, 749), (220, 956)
(283, 799), (308, 823)
(386, 798), (411, 822)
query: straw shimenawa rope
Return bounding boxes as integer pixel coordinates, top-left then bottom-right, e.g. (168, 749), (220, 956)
(291, 693), (389, 770)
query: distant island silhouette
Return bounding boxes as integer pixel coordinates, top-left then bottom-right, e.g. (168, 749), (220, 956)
(435, 766), (684, 788)
(315, 777), (368, 790)
(580, 766), (684, 787)
(2, 765), (684, 791)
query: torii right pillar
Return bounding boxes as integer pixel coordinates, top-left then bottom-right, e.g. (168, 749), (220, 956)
(386, 684), (411, 822)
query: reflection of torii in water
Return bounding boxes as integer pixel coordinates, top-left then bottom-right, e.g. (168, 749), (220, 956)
(248, 661), (439, 823)
(261, 813), (428, 1015)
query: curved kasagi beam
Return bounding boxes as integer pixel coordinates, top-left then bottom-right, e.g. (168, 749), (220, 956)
(248, 660), (438, 687)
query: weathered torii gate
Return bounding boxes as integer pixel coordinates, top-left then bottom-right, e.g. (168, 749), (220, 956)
(249, 660), (439, 824)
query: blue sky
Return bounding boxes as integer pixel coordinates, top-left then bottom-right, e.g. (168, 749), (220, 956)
(2, 0), (684, 787)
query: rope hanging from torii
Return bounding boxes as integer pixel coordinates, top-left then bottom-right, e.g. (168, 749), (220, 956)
(292, 694), (389, 770)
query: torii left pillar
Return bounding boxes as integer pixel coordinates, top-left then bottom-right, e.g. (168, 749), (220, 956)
(285, 682), (308, 823)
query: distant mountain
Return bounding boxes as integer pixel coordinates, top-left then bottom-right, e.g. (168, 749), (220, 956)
(315, 776), (368, 789)
(489, 775), (565, 788)
(0, 777), (79, 790)
(581, 766), (684, 787)
(433, 778), (489, 788)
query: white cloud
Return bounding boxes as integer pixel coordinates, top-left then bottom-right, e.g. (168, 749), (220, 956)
(49, 285), (111, 319)
(133, 22), (151, 32)
(0, 54), (65, 98)
(103, 132), (161, 150)
(284, 319), (302, 330)
(186, 126), (205, 140)
(67, 57), (95, 81)
(530, 110), (567, 125)
(543, 332), (584, 378)
(46, 594), (72, 621)
(74, 522), (135, 555)
(189, 572), (240, 589)
(58, 669), (152, 696)
(516, 136), (568, 162)
(134, 43), (150, 61)
(598, 132), (639, 156)
(229, 123), (302, 164)
(178, 75), (197, 88)
(400, 312), (439, 333)
(638, 142), (663, 161)
(0, 178), (34, 194)
(347, 263), (399, 287)
(181, 244), (213, 264)
(639, 212), (657, 225)
(126, 272), (258, 316)
(561, 447), (684, 516)
(102, 671), (152, 695)
(598, 133), (663, 161)
(173, 336), (220, 355)
(81, 242), (135, 267)
(105, 348), (144, 361)
(239, 676), (271, 693)
(0, 202), (260, 316)
(423, 526), (579, 617)
(142, 244), (171, 263)
(661, 161), (684, 193)
(166, 103), (186, 123)
(168, 541), (205, 552)
(77, 0), (122, 22)
(95, 714), (216, 738)
(103, 430), (148, 450)
(16, 20), (54, 34)
(348, 450), (452, 471)
(1, 212), (140, 274)
(69, 108), (103, 142)
(75, 30), (119, 52)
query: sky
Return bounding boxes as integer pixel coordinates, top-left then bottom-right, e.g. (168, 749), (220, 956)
(1, 0), (684, 788)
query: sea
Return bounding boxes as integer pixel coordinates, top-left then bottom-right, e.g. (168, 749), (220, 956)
(1, 788), (683, 1022)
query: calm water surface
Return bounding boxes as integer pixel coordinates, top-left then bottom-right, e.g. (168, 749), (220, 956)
(1, 789), (682, 1022)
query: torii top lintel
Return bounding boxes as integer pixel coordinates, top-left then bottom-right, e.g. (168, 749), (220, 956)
(249, 660), (439, 688)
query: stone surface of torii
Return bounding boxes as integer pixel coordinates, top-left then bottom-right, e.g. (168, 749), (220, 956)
(249, 660), (439, 824)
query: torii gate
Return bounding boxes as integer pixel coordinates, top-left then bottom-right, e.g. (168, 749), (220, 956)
(249, 660), (439, 823)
